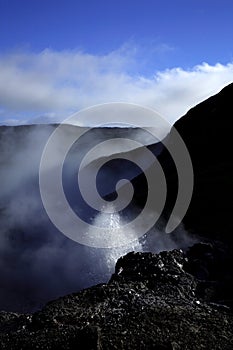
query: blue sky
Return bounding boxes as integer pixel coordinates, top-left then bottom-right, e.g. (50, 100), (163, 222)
(0, 0), (233, 125)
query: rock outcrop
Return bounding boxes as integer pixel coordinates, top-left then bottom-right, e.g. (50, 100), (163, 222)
(0, 248), (232, 349)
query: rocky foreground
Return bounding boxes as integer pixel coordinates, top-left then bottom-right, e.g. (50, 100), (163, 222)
(0, 243), (233, 349)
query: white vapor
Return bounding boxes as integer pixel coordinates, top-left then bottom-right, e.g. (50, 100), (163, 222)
(0, 47), (233, 125)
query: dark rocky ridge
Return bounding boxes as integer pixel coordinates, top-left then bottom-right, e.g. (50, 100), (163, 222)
(163, 83), (233, 242)
(132, 83), (233, 243)
(0, 247), (233, 349)
(171, 83), (233, 242)
(131, 83), (233, 319)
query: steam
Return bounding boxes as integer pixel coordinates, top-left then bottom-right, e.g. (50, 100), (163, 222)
(91, 205), (196, 275)
(0, 124), (196, 313)
(88, 203), (144, 271)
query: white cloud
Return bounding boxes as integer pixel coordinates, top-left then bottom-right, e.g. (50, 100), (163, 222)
(0, 47), (232, 125)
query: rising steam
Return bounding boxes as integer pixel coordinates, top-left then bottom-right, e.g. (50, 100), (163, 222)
(0, 113), (195, 312)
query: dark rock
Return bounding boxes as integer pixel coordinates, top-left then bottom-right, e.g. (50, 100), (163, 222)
(166, 83), (233, 242)
(0, 249), (233, 349)
(110, 250), (197, 299)
(133, 83), (233, 244)
(184, 242), (233, 309)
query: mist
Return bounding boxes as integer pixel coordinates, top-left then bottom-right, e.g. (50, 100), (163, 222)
(0, 124), (196, 312)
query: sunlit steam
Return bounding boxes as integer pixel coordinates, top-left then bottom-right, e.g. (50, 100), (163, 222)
(89, 203), (143, 272)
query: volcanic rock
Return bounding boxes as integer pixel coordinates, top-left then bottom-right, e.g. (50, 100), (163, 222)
(0, 249), (232, 349)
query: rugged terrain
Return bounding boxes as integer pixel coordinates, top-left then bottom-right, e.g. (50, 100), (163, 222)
(0, 246), (233, 349)
(0, 83), (233, 348)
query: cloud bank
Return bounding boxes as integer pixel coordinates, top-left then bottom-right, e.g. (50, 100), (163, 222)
(0, 47), (232, 125)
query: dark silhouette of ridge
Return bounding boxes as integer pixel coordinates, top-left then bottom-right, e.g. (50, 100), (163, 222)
(133, 83), (233, 243)
(171, 82), (233, 241)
